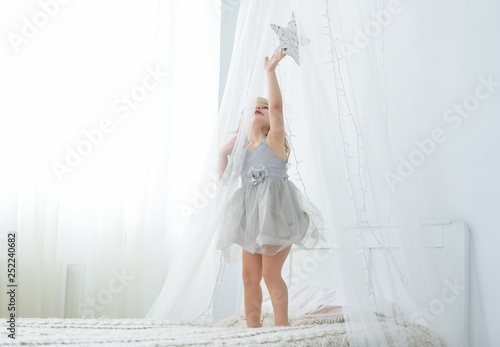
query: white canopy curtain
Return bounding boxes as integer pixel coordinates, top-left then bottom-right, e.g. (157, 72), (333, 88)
(0, 0), (220, 319)
(0, 0), (492, 345)
(144, 0), (490, 346)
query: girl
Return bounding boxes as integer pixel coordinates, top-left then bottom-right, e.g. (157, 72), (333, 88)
(216, 48), (324, 328)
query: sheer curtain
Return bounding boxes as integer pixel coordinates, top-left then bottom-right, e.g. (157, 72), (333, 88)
(0, 0), (220, 319)
(144, 0), (490, 346)
(0, 0), (493, 345)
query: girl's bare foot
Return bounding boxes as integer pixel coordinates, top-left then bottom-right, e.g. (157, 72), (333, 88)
(275, 321), (290, 327)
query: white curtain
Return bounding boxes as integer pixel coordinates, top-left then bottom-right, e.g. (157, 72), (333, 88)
(145, 0), (491, 346)
(0, 0), (493, 346)
(0, 0), (220, 319)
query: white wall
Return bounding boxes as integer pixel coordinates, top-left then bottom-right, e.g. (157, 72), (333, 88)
(219, 0), (499, 345)
(393, 2), (500, 344)
(218, 0), (241, 108)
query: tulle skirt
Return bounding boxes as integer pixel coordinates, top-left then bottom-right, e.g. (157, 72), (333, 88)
(216, 176), (326, 262)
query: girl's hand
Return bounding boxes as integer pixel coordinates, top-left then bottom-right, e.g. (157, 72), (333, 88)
(265, 48), (286, 73)
(220, 135), (237, 156)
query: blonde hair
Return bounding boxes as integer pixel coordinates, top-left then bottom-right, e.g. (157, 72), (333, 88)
(232, 97), (291, 171)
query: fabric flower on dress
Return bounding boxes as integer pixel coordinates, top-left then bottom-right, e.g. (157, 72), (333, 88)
(247, 164), (268, 185)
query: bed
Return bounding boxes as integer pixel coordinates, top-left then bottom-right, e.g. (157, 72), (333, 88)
(3, 220), (466, 346)
(6, 304), (440, 346)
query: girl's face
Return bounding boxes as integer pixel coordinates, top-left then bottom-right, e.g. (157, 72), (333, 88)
(254, 98), (270, 127)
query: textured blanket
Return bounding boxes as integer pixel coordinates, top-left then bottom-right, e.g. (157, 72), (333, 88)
(2, 307), (440, 346)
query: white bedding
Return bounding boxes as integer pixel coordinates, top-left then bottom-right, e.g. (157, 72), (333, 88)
(4, 307), (442, 346)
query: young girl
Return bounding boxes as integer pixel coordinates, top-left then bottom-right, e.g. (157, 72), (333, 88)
(216, 48), (324, 328)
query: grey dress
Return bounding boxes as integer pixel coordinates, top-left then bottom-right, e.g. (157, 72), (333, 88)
(216, 135), (325, 261)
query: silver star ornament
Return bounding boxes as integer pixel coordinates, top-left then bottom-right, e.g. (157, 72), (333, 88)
(270, 12), (310, 66)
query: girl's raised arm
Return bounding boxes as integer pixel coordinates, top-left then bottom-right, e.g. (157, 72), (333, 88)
(264, 48), (287, 138)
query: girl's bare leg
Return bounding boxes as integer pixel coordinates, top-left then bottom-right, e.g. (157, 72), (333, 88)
(242, 248), (263, 328)
(262, 245), (292, 326)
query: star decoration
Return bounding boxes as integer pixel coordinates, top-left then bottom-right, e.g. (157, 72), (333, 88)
(270, 11), (310, 66)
